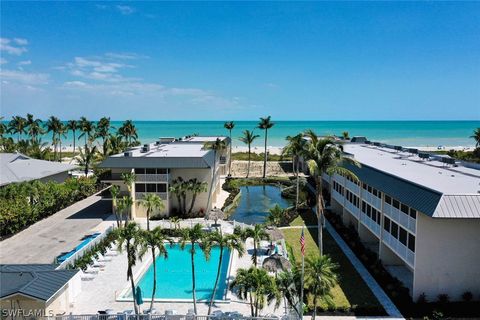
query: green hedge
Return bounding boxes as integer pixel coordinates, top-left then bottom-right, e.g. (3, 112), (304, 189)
(0, 177), (101, 238)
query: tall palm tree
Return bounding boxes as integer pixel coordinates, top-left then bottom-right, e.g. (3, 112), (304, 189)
(0, 117), (7, 139)
(78, 116), (95, 148)
(305, 254), (339, 320)
(45, 116), (62, 160)
(66, 120), (78, 156)
(239, 130), (259, 178)
(470, 128), (480, 148)
(26, 114), (44, 144)
(115, 222), (142, 315)
(223, 121), (235, 176)
(76, 145), (98, 176)
(139, 193), (165, 231)
(121, 172), (136, 221)
(203, 138), (227, 211)
(118, 120), (138, 146)
(96, 117), (113, 155)
(230, 267), (279, 317)
(276, 268), (302, 318)
(258, 116), (274, 178)
(266, 204), (285, 227)
(57, 122), (67, 161)
(283, 134), (307, 208)
(178, 224), (206, 315)
(110, 184), (121, 227)
(206, 231), (245, 314)
(187, 178), (208, 215)
(245, 224), (270, 266)
(169, 177), (185, 215)
(303, 130), (360, 255)
(138, 227), (172, 312)
(8, 115), (27, 143)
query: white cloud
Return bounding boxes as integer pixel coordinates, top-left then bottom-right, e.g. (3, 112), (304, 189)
(0, 57), (7, 65)
(0, 38), (28, 55)
(0, 69), (49, 85)
(116, 5), (135, 15)
(18, 60), (31, 66)
(105, 52), (147, 60)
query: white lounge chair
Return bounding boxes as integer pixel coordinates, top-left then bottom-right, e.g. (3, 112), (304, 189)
(97, 253), (112, 262)
(80, 271), (95, 281)
(90, 258), (106, 268)
(84, 266), (99, 274)
(105, 249), (118, 256)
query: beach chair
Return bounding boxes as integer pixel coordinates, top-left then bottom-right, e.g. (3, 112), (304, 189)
(80, 271), (95, 281)
(97, 253), (112, 262)
(84, 266), (99, 274)
(90, 258), (106, 268)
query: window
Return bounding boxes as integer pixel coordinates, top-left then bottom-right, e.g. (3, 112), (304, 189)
(378, 191), (382, 198)
(399, 227), (407, 246)
(157, 168), (168, 174)
(373, 189), (377, 197)
(385, 195), (392, 205)
(146, 184), (156, 192)
(393, 199), (400, 209)
(376, 211), (382, 224)
(401, 204), (409, 214)
(384, 217), (391, 231)
(391, 222), (398, 238)
(146, 168), (156, 174)
(363, 183), (367, 190)
(134, 168), (145, 174)
(368, 186), (372, 193)
(135, 183), (145, 192)
(408, 234), (415, 252)
(157, 184), (167, 193)
(367, 205), (371, 217)
(362, 201), (366, 213)
(410, 209), (417, 219)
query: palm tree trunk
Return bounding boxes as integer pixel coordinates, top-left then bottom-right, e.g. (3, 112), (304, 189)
(127, 242), (139, 314)
(72, 130), (76, 158)
(316, 178), (323, 256)
(228, 130), (232, 176)
(247, 145), (251, 178)
(313, 294), (317, 320)
(176, 195), (182, 215)
(253, 240), (257, 266)
(59, 138), (62, 162)
(146, 210), (150, 231)
(113, 199), (120, 227)
(191, 248), (197, 314)
(249, 293), (254, 317)
(206, 151), (216, 212)
(182, 194), (187, 215)
(263, 130), (267, 178)
(188, 194), (197, 214)
(150, 247), (156, 312)
(295, 157), (300, 209)
(208, 245), (223, 314)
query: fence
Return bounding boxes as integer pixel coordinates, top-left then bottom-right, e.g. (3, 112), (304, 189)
(34, 315), (284, 320)
(55, 225), (115, 270)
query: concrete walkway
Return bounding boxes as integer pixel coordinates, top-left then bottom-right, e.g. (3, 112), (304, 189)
(325, 221), (403, 319)
(0, 192), (115, 264)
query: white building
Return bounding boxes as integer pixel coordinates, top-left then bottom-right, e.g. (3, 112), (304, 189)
(98, 136), (229, 218)
(324, 142), (480, 301)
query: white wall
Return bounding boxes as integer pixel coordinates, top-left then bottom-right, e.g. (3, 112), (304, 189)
(414, 214), (480, 301)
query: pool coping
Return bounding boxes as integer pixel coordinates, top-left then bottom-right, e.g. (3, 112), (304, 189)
(116, 240), (235, 303)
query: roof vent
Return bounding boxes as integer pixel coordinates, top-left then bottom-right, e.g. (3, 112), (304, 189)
(141, 144), (150, 153)
(124, 151), (133, 157)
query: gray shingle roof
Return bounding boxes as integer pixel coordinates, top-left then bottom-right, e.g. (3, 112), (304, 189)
(0, 153), (76, 186)
(0, 264), (78, 301)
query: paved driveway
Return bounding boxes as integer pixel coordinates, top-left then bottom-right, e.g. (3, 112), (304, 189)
(0, 193), (114, 264)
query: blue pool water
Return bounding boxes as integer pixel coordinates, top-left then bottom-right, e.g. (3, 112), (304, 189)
(56, 232), (101, 263)
(228, 185), (293, 225)
(135, 243), (231, 300)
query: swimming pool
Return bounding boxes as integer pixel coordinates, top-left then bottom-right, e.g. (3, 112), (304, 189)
(228, 185), (293, 224)
(132, 243), (231, 301)
(56, 232), (101, 263)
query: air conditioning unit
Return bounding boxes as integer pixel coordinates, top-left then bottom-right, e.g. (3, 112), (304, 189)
(124, 151), (133, 157)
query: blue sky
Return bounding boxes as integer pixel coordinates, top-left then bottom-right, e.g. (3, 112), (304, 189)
(1, 1), (479, 120)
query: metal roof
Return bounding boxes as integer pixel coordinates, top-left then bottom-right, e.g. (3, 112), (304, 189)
(0, 264), (78, 301)
(0, 153), (76, 186)
(434, 195), (480, 218)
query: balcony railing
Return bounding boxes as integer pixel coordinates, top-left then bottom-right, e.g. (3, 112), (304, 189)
(135, 192), (168, 200)
(136, 173), (169, 182)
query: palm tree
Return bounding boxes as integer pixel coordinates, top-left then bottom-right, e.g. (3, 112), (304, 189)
(187, 178), (208, 215)
(138, 227), (172, 312)
(76, 144), (98, 176)
(118, 195), (134, 226)
(230, 267), (279, 317)
(283, 134), (307, 208)
(118, 120), (138, 146)
(26, 114), (44, 144)
(96, 117), (113, 155)
(139, 193), (165, 231)
(245, 224), (270, 266)
(115, 222), (142, 315)
(470, 128), (480, 148)
(239, 130), (259, 178)
(121, 172), (136, 221)
(223, 121), (235, 176)
(169, 216), (181, 230)
(105, 134), (126, 155)
(305, 254), (339, 320)
(266, 204), (285, 227)
(342, 131), (350, 140)
(78, 116), (95, 148)
(66, 120), (78, 156)
(178, 224), (206, 315)
(203, 138), (227, 211)
(206, 231), (245, 314)
(257, 116), (274, 178)
(8, 115), (27, 143)
(169, 177), (185, 215)
(276, 268), (302, 318)
(0, 117), (7, 139)
(57, 122), (67, 161)
(110, 185), (122, 227)
(45, 116), (62, 160)
(303, 130), (360, 255)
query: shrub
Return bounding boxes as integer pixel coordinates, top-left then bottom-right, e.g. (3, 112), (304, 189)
(437, 294), (450, 304)
(417, 293), (428, 304)
(461, 291), (473, 302)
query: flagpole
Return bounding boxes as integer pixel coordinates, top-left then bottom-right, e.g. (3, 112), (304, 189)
(299, 226), (305, 320)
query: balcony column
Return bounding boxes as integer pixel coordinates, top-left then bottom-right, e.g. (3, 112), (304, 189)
(130, 168), (137, 220)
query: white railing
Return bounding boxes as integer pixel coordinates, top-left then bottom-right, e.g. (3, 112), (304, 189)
(382, 232), (415, 267)
(332, 189), (343, 205)
(345, 180), (359, 194)
(362, 191), (382, 210)
(55, 225), (114, 270)
(136, 174), (169, 182)
(345, 201), (360, 219)
(135, 192), (168, 200)
(36, 315), (284, 320)
(360, 213), (381, 237)
(384, 203), (416, 234)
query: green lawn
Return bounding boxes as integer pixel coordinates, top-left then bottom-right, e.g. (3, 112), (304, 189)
(282, 211), (385, 313)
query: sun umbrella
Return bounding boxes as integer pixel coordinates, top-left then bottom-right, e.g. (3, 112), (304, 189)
(135, 287), (144, 306)
(266, 227), (284, 242)
(207, 207), (225, 225)
(262, 253), (292, 272)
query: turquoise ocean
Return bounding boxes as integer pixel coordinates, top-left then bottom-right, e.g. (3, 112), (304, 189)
(4, 121), (479, 148)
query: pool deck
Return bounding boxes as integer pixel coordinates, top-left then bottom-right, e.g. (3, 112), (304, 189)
(71, 219), (281, 316)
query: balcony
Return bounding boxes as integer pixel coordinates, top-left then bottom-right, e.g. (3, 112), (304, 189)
(135, 192), (168, 200)
(384, 203), (416, 234)
(135, 173), (169, 182)
(382, 232), (415, 267)
(219, 156), (227, 165)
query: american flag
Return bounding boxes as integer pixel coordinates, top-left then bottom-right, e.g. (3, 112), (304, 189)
(300, 228), (305, 256)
